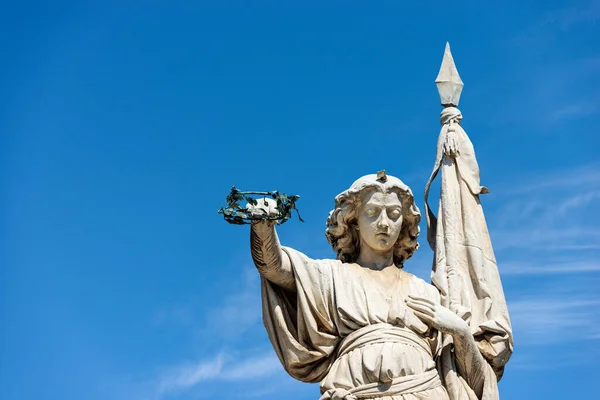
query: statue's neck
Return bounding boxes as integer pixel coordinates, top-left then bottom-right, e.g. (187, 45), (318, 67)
(356, 249), (395, 271)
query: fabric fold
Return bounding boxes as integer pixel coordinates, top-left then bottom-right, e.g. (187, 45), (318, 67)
(261, 247), (339, 383)
(424, 107), (513, 400)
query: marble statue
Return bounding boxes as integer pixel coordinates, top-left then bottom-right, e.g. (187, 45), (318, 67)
(243, 43), (513, 400)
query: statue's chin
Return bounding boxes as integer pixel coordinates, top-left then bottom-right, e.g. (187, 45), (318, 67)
(363, 239), (395, 254)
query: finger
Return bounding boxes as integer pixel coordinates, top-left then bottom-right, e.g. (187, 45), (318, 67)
(406, 300), (434, 314)
(406, 298), (435, 313)
(406, 301), (434, 317)
(413, 310), (435, 325)
(406, 298), (435, 308)
(408, 294), (435, 303)
(408, 295), (436, 307)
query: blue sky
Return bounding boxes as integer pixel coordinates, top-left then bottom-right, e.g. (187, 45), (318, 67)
(1, 1), (599, 399)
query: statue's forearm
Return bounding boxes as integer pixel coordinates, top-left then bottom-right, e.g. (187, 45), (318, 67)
(250, 222), (296, 292)
(452, 329), (487, 398)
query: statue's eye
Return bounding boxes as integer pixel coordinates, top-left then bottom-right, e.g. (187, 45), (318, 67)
(388, 209), (401, 219)
(365, 208), (377, 217)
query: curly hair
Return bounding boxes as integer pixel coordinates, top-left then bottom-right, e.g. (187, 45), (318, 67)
(325, 174), (421, 266)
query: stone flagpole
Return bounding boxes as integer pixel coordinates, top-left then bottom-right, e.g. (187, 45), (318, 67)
(424, 43), (514, 399)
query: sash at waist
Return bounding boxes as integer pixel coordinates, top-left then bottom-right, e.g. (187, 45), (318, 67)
(336, 323), (433, 359)
(321, 324), (441, 399)
(320, 369), (441, 400)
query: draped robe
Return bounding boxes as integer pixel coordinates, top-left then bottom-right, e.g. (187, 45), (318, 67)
(262, 247), (453, 399)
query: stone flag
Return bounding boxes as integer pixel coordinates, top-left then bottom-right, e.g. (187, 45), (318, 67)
(424, 105), (514, 400)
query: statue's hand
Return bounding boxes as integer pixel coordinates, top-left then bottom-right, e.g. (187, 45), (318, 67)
(246, 197), (278, 226)
(406, 295), (469, 336)
(443, 126), (460, 157)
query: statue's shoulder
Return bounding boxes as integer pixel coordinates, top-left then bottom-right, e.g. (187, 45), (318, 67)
(282, 246), (341, 271)
(401, 269), (441, 299)
(315, 257), (344, 271)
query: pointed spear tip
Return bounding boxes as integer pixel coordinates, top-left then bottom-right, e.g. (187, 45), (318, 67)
(435, 42), (464, 107)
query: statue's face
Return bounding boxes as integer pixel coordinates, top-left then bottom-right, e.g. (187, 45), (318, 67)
(356, 190), (403, 253)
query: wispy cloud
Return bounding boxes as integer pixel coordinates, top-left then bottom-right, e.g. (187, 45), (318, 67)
(494, 163), (600, 196)
(505, 290), (600, 369)
(556, 191), (600, 215)
(158, 353), (224, 394)
(587, 332), (600, 340)
(222, 352), (282, 381)
(482, 163), (600, 370)
(510, 348), (599, 370)
(488, 163), (600, 257)
(157, 351), (282, 396)
(553, 103), (599, 121)
(149, 268), (286, 399)
(152, 267), (263, 338)
(501, 260), (600, 275)
(492, 227), (600, 252)
(202, 269), (262, 338)
(508, 296), (600, 345)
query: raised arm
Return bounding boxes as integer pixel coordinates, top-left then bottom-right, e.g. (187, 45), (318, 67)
(248, 199), (296, 292)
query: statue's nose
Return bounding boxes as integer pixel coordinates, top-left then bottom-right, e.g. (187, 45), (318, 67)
(377, 213), (390, 229)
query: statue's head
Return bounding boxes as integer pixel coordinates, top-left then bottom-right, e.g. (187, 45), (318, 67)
(325, 172), (421, 266)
